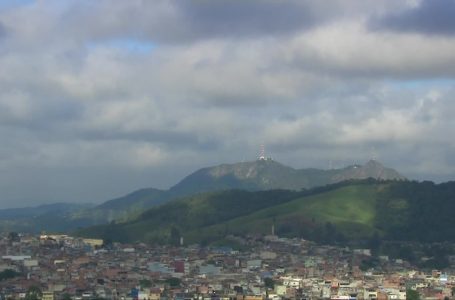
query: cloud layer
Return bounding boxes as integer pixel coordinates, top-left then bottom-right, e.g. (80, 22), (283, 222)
(371, 0), (455, 36)
(0, 0), (454, 207)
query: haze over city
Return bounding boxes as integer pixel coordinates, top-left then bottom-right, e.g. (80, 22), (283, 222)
(1, 0), (455, 208)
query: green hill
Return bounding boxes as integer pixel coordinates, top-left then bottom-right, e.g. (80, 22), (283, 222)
(0, 203), (94, 233)
(182, 184), (379, 244)
(73, 188), (169, 223)
(76, 188), (301, 243)
(76, 180), (455, 245)
(74, 159), (405, 225)
(0, 159), (405, 234)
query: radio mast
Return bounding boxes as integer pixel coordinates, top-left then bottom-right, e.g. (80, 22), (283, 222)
(259, 144), (266, 160)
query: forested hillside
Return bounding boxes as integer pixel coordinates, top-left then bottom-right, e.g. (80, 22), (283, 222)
(76, 179), (455, 246)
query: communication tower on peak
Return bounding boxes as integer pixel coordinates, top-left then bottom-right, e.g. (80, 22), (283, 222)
(259, 144), (266, 160)
(370, 147), (378, 161)
(258, 144), (273, 161)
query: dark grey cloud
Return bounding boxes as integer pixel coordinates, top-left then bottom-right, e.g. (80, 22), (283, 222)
(78, 128), (221, 152)
(1, 0), (455, 208)
(56, 0), (348, 45)
(175, 0), (320, 39)
(370, 0), (455, 35)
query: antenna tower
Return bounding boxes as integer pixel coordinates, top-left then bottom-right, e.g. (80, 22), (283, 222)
(370, 147), (378, 161)
(259, 144), (266, 160)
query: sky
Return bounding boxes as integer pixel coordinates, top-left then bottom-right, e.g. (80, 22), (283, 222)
(0, 0), (455, 208)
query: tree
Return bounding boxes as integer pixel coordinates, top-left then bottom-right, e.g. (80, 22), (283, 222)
(166, 277), (181, 288)
(170, 226), (181, 246)
(359, 257), (380, 272)
(0, 269), (19, 281)
(7, 232), (19, 243)
(406, 289), (420, 300)
(139, 279), (152, 288)
(25, 286), (42, 300)
(368, 232), (382, 256)
(264, 277), (275, 289)
(102, 238), (113, 249)
(61, 293), (72, 300)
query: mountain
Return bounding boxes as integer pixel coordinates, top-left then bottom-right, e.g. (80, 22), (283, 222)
(331, 160), (405, 182)
(76, 179), (455, 246)
(96, 188), (166, 211)
(0, 159), (405, 233)
(0, 203), (94, 233)
(0, 202), (91, 219)
(74, 159), (405, 225)
(170, 159), (405, 195)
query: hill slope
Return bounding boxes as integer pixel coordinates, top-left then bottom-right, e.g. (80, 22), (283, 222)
(78, 159), (405, 224)
(77, 180), (455, 245)
(73, 188), (169, 223)
(182, 183), (379, 244)
(1, 159), (405, 233)
(0, 203), (94, 233)
(170, 159), (405, 195)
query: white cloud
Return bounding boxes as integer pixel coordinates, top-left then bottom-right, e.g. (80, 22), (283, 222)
(286, 22), (455, 78)
(0, 0), (454, 207)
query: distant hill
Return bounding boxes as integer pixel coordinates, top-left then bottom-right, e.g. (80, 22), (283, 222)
(0, 202), (91, 219)
(0, 159), (406, 233)
(76, 180), (455, 245)
(170, 159), (405, 195)
(0, 203), (94, 233)
(78, 159), (405, 222)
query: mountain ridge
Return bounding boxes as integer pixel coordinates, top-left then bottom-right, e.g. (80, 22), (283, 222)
(76, 179), (455, 246)
(169, 159), (405, 194)
(90, 159), (405, 222)
(0, 159), (406, 233)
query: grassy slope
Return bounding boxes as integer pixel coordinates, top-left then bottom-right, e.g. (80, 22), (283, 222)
(184, 184), (379, 243)
(76, 189), (301, 243)
(69, 160), (403, 230)
(78, 183), (383, 244)
(71, 188), (168, 223)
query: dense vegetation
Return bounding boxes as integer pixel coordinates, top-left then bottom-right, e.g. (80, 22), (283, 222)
(376, 181), (455, 242)
(0, 269), (20, 281)
(77, 189), (305, 244)
(0, 159), (404, 233)
(0, 203), (95, 233)
(77, 179), (455, 251)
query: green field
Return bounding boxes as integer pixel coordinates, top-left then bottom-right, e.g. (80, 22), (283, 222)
(75, 180), (455, 245)
(84, 183), (381, 244)
(183, 184), (379, 243)
(77, 184), (383, 244)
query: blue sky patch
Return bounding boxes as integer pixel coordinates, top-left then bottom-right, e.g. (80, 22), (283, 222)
(388, 78), (455, 90)
(87, 38), (157, 54)
(0, 0), (35, 10)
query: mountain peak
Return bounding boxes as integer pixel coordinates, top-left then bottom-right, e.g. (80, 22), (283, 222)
(333, 159), (406, 182)
(169, 158), (406, 196)
(365, 159), (383, 167)
(207, 159), (287, 177)
(73, 158), (406, 229)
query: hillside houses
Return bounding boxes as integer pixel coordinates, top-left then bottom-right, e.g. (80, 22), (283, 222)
(0, 233), (454, 300)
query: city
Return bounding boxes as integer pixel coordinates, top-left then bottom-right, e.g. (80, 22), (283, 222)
(1, 233), (454, 300)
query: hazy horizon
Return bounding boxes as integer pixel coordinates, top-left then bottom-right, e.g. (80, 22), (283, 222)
(0, 157), (449, 209)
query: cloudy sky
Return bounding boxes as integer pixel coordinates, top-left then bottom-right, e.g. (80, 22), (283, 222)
(0, 0), (454, 208)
